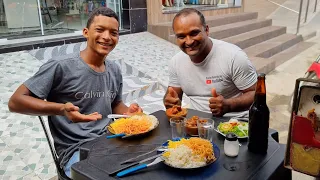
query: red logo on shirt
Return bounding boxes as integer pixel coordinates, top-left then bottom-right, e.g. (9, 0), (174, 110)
(206, 80), (212, 84)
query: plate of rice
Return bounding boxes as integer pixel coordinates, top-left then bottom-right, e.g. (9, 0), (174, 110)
(162, 137), (219, 169)
(107, 114), (159, 137)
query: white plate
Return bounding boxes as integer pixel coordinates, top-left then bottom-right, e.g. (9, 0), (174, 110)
(107, 115), (159, 138)
(163, 142), (220, 169)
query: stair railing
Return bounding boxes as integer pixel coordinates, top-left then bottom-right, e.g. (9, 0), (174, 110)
(266, 0), (318, 35)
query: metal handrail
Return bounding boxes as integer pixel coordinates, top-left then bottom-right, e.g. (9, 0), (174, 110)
(305, 0), (311, 23)
(297, 0), (304, 34)
(266, 0), (299, 13)
(267, 0), (318, 35)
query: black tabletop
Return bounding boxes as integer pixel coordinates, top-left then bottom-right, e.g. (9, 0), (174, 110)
(71, 109), (291, 180)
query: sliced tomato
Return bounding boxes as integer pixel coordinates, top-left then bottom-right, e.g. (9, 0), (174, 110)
(221, 123), (233, 131)
(229, 122), (238, 127)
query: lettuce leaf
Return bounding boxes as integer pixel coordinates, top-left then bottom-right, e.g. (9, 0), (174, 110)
(217, 122), (248, 137)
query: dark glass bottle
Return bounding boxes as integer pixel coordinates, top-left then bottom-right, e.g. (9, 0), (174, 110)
(248, 73), (270, 154)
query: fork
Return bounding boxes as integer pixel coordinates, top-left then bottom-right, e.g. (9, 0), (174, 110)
(120, 138), (180, 164)
(120, 145), (166, 164)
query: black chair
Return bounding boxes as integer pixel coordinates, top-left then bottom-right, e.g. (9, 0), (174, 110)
(38, 116), (71, 180)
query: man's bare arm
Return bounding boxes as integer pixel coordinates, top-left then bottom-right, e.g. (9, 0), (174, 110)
(225, 83), (256, 112)
(8, 84), (65, 116)
(112, 101), (129, 115)
(8, 85), (101, 122)
(209, 83), (256, 116)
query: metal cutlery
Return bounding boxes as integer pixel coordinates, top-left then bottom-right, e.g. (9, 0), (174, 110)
(119, 138), (179, 164)
(106, 133), (126, 139)
(116, 157), (164, 177)
(109, 153), (163, 175)
(120, 145), (166, 165)
(107, 114), (131, 119)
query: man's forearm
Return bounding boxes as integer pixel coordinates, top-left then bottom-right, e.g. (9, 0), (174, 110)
(112, 101), (129, 114)
(225, 91), (255, 112)
(9, 94), (65, 116)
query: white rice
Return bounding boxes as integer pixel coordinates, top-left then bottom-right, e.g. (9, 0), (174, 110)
(130, 115), (159, 130)
(164, 145), (207, 168)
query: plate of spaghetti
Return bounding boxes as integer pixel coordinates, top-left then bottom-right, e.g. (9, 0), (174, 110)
(107, 114), (159, 137)
(162, 137), (219, 169)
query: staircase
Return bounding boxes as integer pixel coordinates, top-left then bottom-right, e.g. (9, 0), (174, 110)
(148, 12), (315, 74)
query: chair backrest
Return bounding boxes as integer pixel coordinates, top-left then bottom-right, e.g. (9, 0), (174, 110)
(38, 116), (70, 180)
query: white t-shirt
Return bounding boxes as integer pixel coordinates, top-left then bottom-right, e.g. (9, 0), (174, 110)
(168, 38), (257, 119)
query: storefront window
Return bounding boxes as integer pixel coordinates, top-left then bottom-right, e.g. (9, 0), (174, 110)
(0, 0), (123, 40)
(162, 0), (240, 13)
(0, 0), (42, 39)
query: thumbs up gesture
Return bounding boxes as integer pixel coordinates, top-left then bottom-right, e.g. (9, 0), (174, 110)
(209, 88), (228, 116)
(164, 87), (181, 109)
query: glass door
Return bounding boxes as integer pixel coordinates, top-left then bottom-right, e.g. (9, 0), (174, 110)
(106, 0), (123, 29)
(0, 0), (43, 40)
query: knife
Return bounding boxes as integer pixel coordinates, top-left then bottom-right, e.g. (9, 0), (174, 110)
(109, 153), (163, 175)
(120, 142), (168, 165)
(117, 157), (164, 177)
(121, 134), (136, 139)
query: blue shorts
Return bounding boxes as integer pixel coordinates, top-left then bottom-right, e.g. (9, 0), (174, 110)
(64, 151), (80, 178)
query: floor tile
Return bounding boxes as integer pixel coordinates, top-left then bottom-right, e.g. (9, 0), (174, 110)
(0, 138), (6, 153)
(2, 124), (54, 171)
(35, 162), (57, 180)
(0, 149), (32, 179)
(17, 172), (42, 180)
(0, 112), (40, 137)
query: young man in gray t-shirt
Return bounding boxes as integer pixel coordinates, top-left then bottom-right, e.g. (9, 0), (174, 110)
(164, 8), (257, 119)
(8, 7), (142, 178)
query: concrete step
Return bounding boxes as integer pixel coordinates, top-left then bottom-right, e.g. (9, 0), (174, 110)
(222, 26), (287, 49)
(148, 12), (258, 42)
(203, 12), (258, 31)
(211, 19), (272, 40)
(250, 57), (276, 74)
(244, 34), (303, 58)
(269, 41), (315, 67)
(250, 41), (314, 74)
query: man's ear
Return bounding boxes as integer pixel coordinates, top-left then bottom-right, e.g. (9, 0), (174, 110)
(83, 28), (89, 39)
(205, 25), (209, 36)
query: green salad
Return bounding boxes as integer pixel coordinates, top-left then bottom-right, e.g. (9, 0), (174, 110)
(217, 120), (248, 137)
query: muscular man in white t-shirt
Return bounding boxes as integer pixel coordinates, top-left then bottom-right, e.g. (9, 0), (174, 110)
(163, 8), (257, 119)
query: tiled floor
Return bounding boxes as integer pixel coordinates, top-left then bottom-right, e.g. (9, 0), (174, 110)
(0, 31), (319, 179)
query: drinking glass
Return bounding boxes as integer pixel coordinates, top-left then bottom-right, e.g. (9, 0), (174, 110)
(170, 117), (187, 139)
(197, 118), (214, 142)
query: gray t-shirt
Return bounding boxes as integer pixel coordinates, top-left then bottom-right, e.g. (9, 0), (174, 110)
(24, 52), (122, 169)
(168, 38), (257, 119)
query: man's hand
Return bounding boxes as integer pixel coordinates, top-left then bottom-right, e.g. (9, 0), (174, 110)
(164, 87), (181, 109)
(209, 88), (230, 117)
(63, 102), (102, 122)
(124, 103), (143, 115)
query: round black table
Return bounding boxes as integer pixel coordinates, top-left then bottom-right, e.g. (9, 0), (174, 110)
(71, 109), (292, 180)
